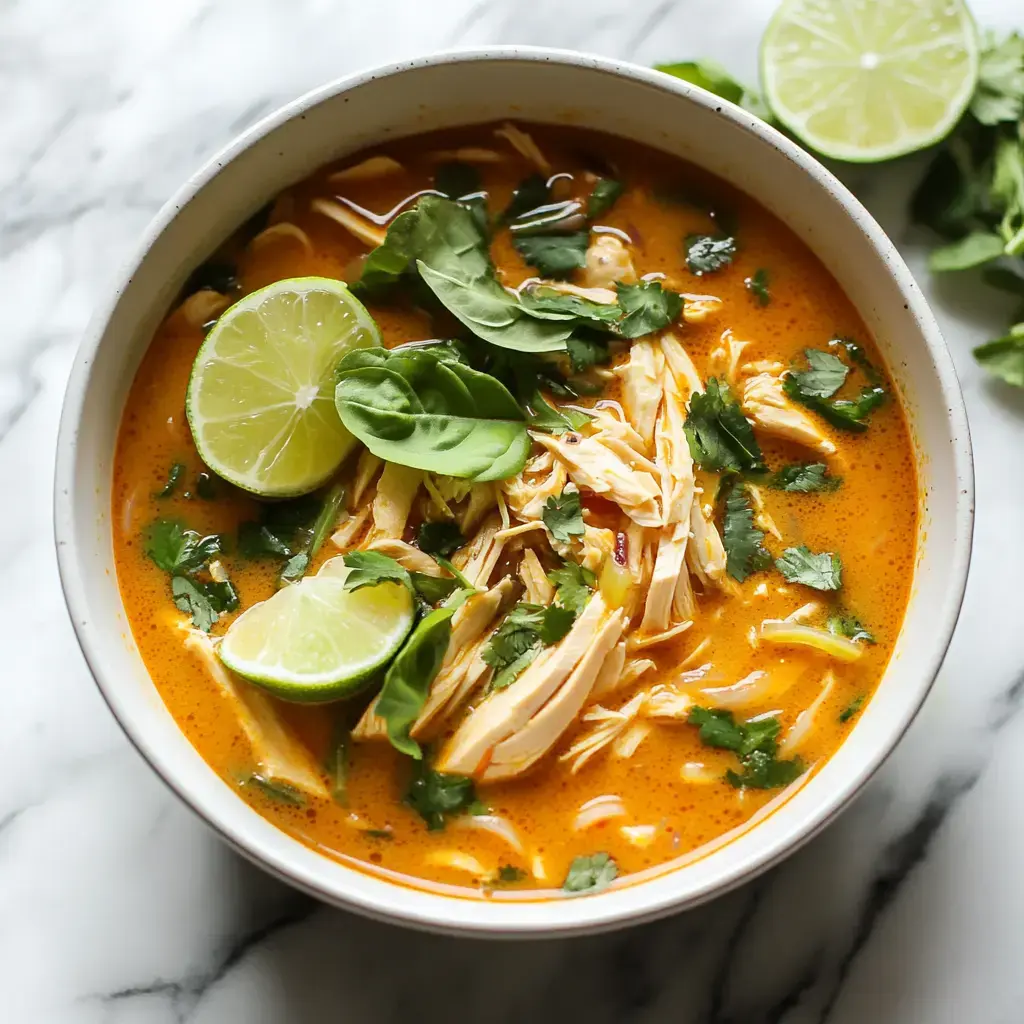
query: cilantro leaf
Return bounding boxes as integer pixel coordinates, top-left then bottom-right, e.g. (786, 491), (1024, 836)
(171, 574), (238, 632)
(783, 349), (886, 432)
(542, 487), (586, 543)
(483, 602), (575, 690)
(434, 161), (483, 201)
(745, 268), (770, 306)
(775, 545), (843, 591)
(726, 750), (805, 789)
(416, 521), (465, 558)
(490, 865), (528, 886)
(974, 323), (1024, 386)
(839, 695), (866, 724)
(501, 173), (550, 224)
(405, 761), (477, 831)
(684, 377), (765, 472)
(687, 706), (746, 751)
(565, 333), (612, 371)
(563, 853), (618, 894)
(155, 463), (185, 498)
(688, 706), (803, 790)
(768, 462), (841, 492)
(722, 484), (771, 582)
(788, 349), (849, 398)
(342, 550), (412, 592)
(828, 613), (875, 644)
(279, 483), (346, 585)
(145, 520), (221, 574)
(970, 31), (1024, 125)
(685, 234), (736, 274)
(615, 281), (684, 337)
(547, 561), (596, 616)
(587, 178), (624, 219)
(513, 231), (590, 277)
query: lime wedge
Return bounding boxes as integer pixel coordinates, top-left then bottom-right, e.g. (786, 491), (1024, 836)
(761, 0), (978, 162)
(218, 556), (415, 702)
(187, 277), (380, 497)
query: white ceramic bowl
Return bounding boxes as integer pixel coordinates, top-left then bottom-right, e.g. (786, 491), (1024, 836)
(54, 47), (974, 937)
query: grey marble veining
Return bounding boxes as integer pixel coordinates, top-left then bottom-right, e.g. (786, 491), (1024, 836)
(3, 1), (1024, 1021)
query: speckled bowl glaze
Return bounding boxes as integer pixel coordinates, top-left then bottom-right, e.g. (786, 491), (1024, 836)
(55, 48), (973, 937)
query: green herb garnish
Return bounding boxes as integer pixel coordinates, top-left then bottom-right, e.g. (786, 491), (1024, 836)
(775, 545), (843, 591)
(542, 487), (586, 543)
(563, 853), (618, 894)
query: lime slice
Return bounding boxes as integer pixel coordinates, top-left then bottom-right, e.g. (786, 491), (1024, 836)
(187, 277), (380, 497)
(218, 556), (414, 702)
(761, 0), (978, 162)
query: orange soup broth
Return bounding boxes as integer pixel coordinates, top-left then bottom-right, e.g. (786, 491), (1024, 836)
(112, 124), (918, 897)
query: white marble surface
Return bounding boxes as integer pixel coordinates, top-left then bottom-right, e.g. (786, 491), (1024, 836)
(3, 0), (1024, 1020)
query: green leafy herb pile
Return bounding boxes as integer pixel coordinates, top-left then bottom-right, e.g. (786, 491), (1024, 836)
(659, 31), (1024, 387)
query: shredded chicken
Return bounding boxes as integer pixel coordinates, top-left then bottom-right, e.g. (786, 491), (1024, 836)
(370, 463), (422, 541)
(452, 516), (506, 588)
(330, 507), (370, 551)
(354, 579), (515, 742)
(366, 538), (442, 575)
(502, 451), (568, 522)
(537, 281), (618, 304)
(351, 450), (383, 506)
(183, 631), (328, 799)
(519, 548), (554, 605)
(533, 432), (661, 528)
(249, 223), (314, 256)
(311, 198), (386, 247)
(437, 594), (624, 780)
(618, 339), (665, 447)
(681, 293), (723, 323)
(741, 372), (837, 456)
(660, 332), (704, 397)
(494, 123), (551, 174)
(687, 496), (730, 589)
(168, 290), (230, 332)
(582, 234), (636, 289)
(707, 330), (751, 387)
(327, 155), (404, 182)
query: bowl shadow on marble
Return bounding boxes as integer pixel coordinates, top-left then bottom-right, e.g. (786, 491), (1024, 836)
(175, 778), (925, 1023)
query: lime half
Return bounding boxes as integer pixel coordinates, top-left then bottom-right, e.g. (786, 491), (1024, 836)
(218, 557), (415, 702)
(187, 277), (380, 497)
(761, 0), (978, 162)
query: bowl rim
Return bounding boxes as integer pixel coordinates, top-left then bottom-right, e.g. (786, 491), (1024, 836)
(54, 44), (974, 937)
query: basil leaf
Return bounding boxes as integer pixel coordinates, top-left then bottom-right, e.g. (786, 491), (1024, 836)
(722, 484), (771, 582)
(518, 286), (621, 327)
(376, 606), (457, 759)
(684, 377), (765, 473)
(616, 281), (683, 337)
(513, 231), (590, 277)
(775, 545), (843, 591)
(435, 161), (482, 201)
(563, 853), (618, 894)
(685, 233), (736, 274)
(350, 207), (423, 296)
(335, 346), (531, 482)
(524, 392), (592, 434)
(542, 487), (585, 543)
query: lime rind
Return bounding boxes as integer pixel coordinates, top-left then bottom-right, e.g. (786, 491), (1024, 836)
(218, 558), (415, 702)
(760, 0), (979, 163)
(186, 277), (380, 498)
